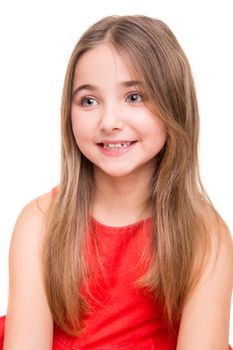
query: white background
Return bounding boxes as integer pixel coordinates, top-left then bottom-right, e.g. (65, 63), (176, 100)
(0, 0), (232, 344)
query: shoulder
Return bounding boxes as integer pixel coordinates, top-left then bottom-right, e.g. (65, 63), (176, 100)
(192, 204), (233, 296)
(9, 192), (52, 270)
(14, 190), (53, 227)
(19, 190), (53, 219)
(4, 191), (54, 347)
(177, 205), (233, 349)
(191, 202), (233, 273)
(10, 191), (53, 250)
(202, 205), (233, 276)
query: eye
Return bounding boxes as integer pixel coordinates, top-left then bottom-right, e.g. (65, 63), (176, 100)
(126, 93), (144, 103)
(80, 97), (98, 107)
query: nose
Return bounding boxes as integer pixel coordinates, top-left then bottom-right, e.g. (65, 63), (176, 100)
(99, 103), (124, 132)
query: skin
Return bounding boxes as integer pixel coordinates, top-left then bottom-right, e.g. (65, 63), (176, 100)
(3, 193), (53, 350)
(177, 213), (233, 350)
(71, 44), (167, 225)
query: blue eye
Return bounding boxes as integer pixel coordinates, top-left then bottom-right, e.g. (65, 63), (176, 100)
(80, 97), (97, 107)
(127, 93), (143, 103)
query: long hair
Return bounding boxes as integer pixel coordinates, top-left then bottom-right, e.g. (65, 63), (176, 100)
(43, 15), (221, 335)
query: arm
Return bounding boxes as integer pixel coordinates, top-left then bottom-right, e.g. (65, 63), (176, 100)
(177, 217), (233, 350)
(3, 193), (53, 350)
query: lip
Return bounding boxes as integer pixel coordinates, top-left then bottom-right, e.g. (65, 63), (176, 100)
(97, 140), (136, 144)
(97, 140), (137, 156)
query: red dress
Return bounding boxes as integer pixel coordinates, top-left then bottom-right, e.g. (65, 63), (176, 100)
(53, 217), (180, 349)
(0, 208), (232, 349)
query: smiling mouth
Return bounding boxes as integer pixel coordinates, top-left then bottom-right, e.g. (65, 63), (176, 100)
(98, 141), (136, 150)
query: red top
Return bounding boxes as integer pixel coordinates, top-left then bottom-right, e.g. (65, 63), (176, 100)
(53, 217), (179, 349)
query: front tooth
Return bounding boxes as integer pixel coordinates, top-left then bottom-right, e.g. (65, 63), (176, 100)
(105, 143), (120, 148)
(110, 143), (121, 148)
(103, 142), (131, 149)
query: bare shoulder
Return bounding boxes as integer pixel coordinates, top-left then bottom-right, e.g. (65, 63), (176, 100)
(16, 190), (52, 223)
(177, 206), (233, 350)
(203, 205), (233, 273)
(193, 204), (233, 302)
(8, 191), (53, 258)
(4, 191), (54, 349)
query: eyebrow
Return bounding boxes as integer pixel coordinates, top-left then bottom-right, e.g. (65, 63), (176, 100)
(72, 80), (142, 98)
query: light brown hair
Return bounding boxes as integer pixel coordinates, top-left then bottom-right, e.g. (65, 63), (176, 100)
(43, 15), (222, 335)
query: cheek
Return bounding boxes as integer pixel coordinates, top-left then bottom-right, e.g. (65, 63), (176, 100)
(71, 112), (89, 141)
(71, 108), (99, 136)
(71, 117), (89, 156)
(152, 114), (167, 139)
(143, 114), (167, 145)
(71, 117), (85, 149)
(134, 109), (166, 136)
(71, 117), (79, 143)
(157, 123), (167, 145)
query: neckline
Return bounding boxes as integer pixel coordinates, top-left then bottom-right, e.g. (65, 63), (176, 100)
(91, 216), (152, 234)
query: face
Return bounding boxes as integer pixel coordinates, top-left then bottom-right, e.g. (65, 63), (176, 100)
(71, 44), (166, 179)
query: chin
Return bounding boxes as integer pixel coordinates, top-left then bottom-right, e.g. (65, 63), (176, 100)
(104, 171), (132, 178)
(95, 165), (135, 178)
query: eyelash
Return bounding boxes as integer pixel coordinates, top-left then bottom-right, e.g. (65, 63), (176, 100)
(127, 93), (144, 103)
(79, 92), (144, 107)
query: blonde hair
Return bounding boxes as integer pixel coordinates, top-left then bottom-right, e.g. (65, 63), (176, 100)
(43, 15), (221, 335)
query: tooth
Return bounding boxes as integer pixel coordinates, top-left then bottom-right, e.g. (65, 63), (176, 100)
(102, 142), (132, 150)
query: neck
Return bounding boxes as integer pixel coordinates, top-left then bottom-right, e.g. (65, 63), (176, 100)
(92, 166), (154, 226)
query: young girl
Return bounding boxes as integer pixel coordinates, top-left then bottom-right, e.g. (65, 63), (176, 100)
(1, 15), (232, 350)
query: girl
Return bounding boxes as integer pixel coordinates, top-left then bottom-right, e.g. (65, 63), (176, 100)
(1, 15), (233, 350)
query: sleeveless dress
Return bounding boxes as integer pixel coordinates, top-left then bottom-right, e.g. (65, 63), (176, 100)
(0, 189), (232, 349)
(52, 217), (180, 349)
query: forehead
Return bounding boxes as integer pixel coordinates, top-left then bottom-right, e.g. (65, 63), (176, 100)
(73, 44), (134, 86)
